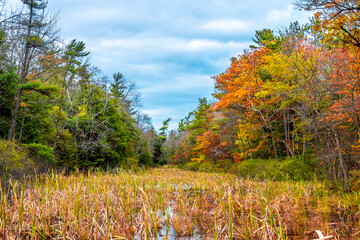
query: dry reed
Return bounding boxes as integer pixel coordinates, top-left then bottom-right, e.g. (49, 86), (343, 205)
(0, 168), (358, 239)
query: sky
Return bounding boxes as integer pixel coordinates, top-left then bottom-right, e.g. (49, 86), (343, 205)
(8, 0), (312, 131)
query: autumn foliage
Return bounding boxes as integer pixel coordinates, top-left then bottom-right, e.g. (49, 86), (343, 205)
(167, 17), (360, 188)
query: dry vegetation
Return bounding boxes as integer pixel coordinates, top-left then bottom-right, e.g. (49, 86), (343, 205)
(0, 168), (359, 239)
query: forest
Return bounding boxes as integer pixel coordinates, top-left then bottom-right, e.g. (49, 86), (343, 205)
(0, 0), (360, 239)
(162, 1), (360, 191)
(0, 0), (164, 177)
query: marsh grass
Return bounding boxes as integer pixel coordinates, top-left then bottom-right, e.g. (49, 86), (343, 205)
(0, 168), (358, 239)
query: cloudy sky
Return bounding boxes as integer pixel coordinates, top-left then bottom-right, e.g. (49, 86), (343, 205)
(9, 0), (312, 130)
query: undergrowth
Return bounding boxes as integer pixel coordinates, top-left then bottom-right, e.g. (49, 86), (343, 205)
(180, 156), (321, 182)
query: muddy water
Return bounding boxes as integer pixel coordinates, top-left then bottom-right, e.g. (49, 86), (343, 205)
(136, 181), (305, 240)
(133, 203), (201, 240)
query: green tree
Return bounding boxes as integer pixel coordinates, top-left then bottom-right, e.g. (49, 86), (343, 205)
(250, 28), (283, 51)
(7, 0), (60, 140)
(111, 72), (141, 115)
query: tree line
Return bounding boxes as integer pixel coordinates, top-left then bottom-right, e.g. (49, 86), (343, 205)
(2, 0), (360, 190)
(0, 0), (169, 179)
(163, 0), (360, 190)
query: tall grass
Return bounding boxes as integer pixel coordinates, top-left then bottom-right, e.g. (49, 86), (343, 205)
(0, 168), (358, 239)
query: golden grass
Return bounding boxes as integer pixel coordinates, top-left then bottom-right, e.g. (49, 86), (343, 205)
(0, 168), (359, 239)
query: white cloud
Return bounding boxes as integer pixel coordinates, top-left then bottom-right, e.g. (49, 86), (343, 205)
(141, 74), (213, 95)
(98, 37), (249, 55)
(75, 8), (124, 22)
(130, 63), (163, 74)
(199, 19), (252, 33)
(266, 5), (293, 23)
(143, 108), (174, 118)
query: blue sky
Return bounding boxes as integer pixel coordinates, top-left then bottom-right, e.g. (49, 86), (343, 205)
(8, 0), (312, 131)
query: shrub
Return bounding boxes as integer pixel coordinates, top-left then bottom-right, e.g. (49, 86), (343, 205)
(181, 161), (201, 171)
(0, 140), (34, 180)
(236, 156), (317, 181)
(26, 143), (56, 163)
(350, 169), (360, 192)
(125, 157), (141, 172)
(26, 143), (56, 172)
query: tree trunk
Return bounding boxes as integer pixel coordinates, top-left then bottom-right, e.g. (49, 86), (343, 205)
(8, 3), (34, 140)
(331, 127), (349, 190)
(284, 110), (292, 157)
(270, 130), (278, 160)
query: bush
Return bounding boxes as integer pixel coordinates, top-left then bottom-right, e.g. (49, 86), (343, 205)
(26, 143), (56, 162)
(350, 169), (360, 192)
(236, 156), (317, 181)
(181, 160), (227, 173)
(139, 151), (153, 166)
(181, 161), (201, 171)
(179, 156), (317, 181)
(0, 140), (34, 180)
(26, 143), (56, 172)
(125, 157), (141, 172)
